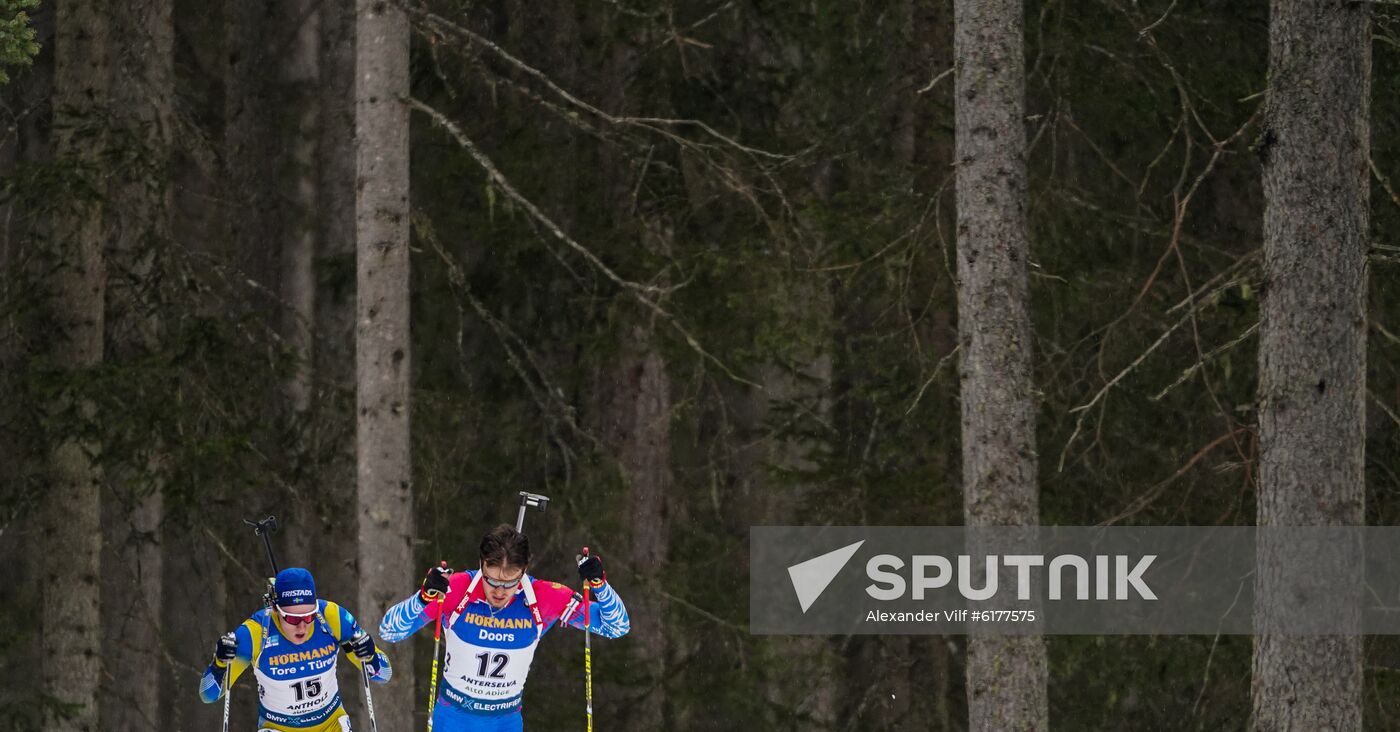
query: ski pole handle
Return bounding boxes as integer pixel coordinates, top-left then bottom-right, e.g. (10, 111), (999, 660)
(340, 630), (380, 732)
(243, 516), (280, 576)
(426, 560), (448, 732)
(361, 660), (379, 732)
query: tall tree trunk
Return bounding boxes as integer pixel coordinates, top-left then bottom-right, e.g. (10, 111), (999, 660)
(753, 161), (839, 727)
(222, 0), (289, 587)
(625, 336), (670, 729)
(43, 2), (109, 728)
(314, 0), (359, 622)
(276, 0), (323, 570)
(99, 0), (173, 726)
(0, 9), (52, 725)
(594, 68), (671, 717)
(355, 0), (414, 724)
(1252, 1), (1370, 729)
(589, 35), (672, 726)
(280, 0), (321, 416)
(755, 349), (840, 729)
(596, 320), (671, 730)
(954, 0), (1048, 729)
(317, 0), (363, 710)
(161, 1), (225, 726)
(223, 0), (278, 290)
(914, 1), (960, 725)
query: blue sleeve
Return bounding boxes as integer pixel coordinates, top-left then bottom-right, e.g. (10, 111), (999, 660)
(378, 593), (430, 643)
(198, 623), (254, 703)
(562, 582), (630, 639)
(335, 603), (393, 683)
(367, 647), (393, 684)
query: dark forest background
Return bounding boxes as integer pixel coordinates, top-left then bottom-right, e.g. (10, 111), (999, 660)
(3, 0), (1400, 730)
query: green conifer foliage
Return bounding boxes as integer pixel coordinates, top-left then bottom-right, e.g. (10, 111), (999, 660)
(0, 0), (38, 84)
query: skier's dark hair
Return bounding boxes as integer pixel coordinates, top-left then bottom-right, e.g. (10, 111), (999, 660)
(480, 524), (531, 569)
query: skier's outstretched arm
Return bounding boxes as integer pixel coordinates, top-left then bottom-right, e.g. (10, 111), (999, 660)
(563, 553), (630, 639)
(379, 593), (429, 643)
(562, 582), (630, 638)
(198, 623), (253, 703)
(379, 565), (462, 643)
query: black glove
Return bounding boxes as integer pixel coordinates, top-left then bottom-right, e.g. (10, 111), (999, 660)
(577, 553), (605, 584)
(214, 631), (238, 666)
(348, 629), (377, 663)
(420, 564), (452, 603)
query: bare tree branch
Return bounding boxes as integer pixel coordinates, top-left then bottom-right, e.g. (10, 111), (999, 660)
(404, 3), (790, 161)
(406, 95), (760, 387)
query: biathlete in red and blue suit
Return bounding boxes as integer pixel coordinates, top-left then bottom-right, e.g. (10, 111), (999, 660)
(378, 524), (629, 731)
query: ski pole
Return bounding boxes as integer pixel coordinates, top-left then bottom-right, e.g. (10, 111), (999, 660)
(426, 560), (448, 732)
(361, 661), (379, 732)
(221, 662), (231, 732)
(345, 630), (380, 732)
(582, 546), (593, 732)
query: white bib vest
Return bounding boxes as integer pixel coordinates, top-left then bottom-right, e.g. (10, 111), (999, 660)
(439, 572), (547, 709)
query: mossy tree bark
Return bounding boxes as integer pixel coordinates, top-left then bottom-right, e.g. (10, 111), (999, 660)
(43, 1), (109, 728)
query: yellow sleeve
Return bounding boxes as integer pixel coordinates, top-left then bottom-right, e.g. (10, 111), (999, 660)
(324, 601), (344, 640)
(226, 618), (263, 688)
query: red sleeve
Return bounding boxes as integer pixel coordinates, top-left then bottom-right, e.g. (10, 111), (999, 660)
(423, 570), (475, 621)
(532, 578), (581, 625)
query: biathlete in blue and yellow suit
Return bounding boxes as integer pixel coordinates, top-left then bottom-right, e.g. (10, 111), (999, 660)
(200, 568), (392, 731)
(379, 524), (630, 732)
